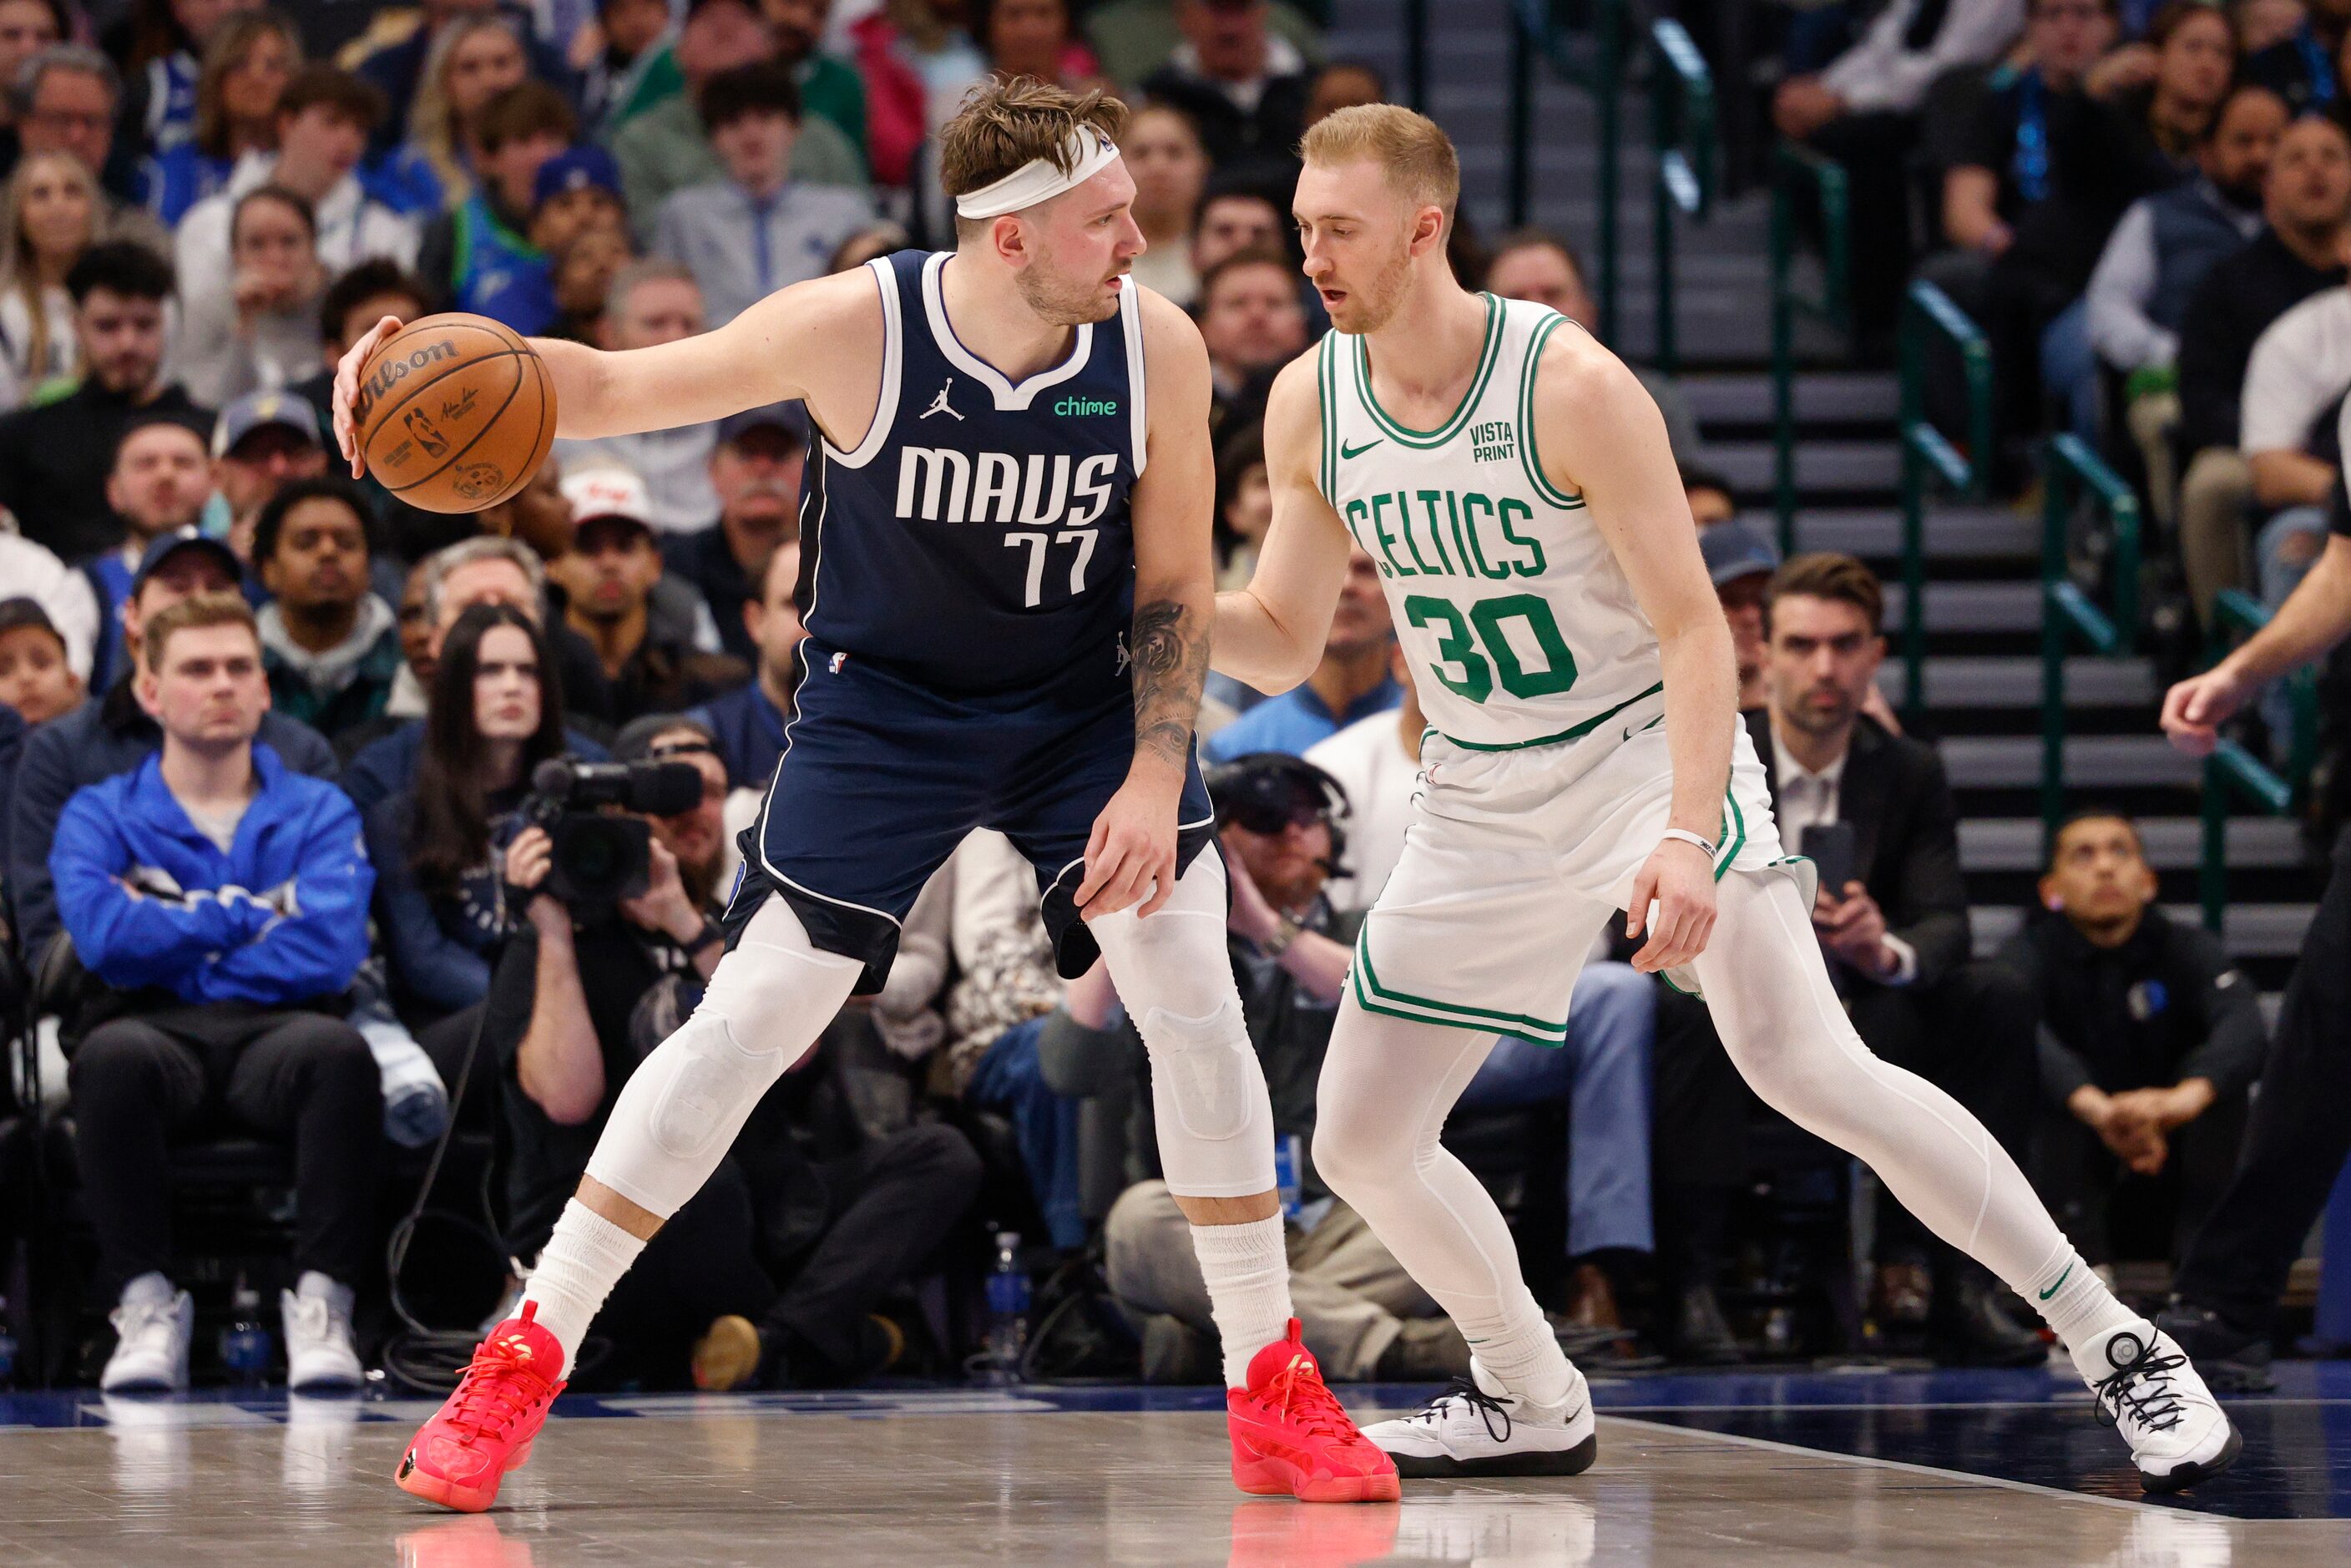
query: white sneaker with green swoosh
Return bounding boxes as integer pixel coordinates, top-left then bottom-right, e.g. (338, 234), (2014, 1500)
(2086, 1325), (2241, 1493)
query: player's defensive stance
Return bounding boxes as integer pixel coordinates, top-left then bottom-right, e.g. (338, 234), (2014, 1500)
(338, 79), (1394, 1511)
(1216, 105), (2238, 1494)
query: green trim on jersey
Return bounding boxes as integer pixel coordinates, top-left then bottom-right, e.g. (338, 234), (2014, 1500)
(1435, 680), (1664, 752)
(1519, 312), (1588, 509)
(1713, 787), (1747, 881)
(1352, 925), (1572, 1042)
(1352, 293), (1504, 448)
(1316, 331), (1338, 504)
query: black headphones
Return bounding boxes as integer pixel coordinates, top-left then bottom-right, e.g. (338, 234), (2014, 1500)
(1204, 751), (1352, 878)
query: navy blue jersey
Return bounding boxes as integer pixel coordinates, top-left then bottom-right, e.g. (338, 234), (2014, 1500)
(796, 249), (1150, 696)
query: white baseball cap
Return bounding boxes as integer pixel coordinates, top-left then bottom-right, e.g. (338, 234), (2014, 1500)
(560, 466), (654, 529)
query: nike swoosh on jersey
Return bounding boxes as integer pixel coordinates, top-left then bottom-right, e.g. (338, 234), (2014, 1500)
(1339, 438), (1383, 459)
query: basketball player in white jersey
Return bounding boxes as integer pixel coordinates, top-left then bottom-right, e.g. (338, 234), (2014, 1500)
(336, 80), (1395, 1510)
(1216, 104), (2239, 1492)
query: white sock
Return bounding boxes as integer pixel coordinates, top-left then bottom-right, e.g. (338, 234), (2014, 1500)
(519, 1198), (647, 1378)
(2025, 1243), (2147, 1383)
(1189, 1215), (1292, 1388)
(1457, 1287), (1572, 1411)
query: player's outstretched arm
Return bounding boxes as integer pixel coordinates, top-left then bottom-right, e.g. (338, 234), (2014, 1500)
(1075, 290), (1215, 921)
(330, 269), (885, 473)
(1211, 352), (1352, 695)
(1534, 326), (1734, 971)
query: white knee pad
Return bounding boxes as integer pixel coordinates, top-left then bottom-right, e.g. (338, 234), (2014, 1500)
(1091, 854), (1277, 1200)
(584, 898), (861, 1218)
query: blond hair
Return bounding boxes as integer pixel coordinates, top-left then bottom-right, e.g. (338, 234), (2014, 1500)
(1299, 103), (1461, 225)
(940, 75), (1128, 237)
(144, 591), (260, 672)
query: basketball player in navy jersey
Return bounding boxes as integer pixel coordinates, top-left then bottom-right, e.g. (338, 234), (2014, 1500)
(336, 78), (1397, 1512)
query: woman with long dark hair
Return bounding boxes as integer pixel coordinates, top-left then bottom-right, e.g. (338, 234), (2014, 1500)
(366, 600), (569, 1040)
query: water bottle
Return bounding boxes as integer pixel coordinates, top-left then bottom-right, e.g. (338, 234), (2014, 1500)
(220, 1278), (272, 1390)
(982, 1231), (1031, 1385)
(0, 1294), (17, 1390)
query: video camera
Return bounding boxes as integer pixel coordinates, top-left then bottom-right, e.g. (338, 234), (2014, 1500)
(522, 757), (705, 911)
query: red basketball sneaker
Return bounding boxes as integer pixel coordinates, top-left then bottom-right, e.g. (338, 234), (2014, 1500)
(1226, 1320), (1400, 1503)
(394, 1302), (567, 1513)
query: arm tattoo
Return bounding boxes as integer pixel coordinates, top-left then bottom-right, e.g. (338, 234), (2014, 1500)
(1130, 597), (1206, 771)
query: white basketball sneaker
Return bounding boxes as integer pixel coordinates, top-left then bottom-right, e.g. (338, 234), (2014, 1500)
(1360, 1359), (1598, 1479)
(2086, 1324), (2241, 1493)
(101, 1282), (193, 1393)
(282, 1273), (364, 1391)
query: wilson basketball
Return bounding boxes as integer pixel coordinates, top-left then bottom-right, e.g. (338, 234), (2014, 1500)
(352, 313), (554, 513)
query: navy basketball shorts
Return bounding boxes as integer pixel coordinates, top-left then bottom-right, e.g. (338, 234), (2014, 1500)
(723, 639), (1218, 994)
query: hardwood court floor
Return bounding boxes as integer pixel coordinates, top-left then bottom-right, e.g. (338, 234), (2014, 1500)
(0, 1363), (2345, 1565)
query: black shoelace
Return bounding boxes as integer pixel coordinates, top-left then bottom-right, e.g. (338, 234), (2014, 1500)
(2092, 1333), (2187, 1434)
(1409, 1378), (1515, 1444)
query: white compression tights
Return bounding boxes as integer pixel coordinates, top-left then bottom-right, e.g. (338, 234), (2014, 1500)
(1314, 870), (2128, 1404)
(583, 896), (864, 1219)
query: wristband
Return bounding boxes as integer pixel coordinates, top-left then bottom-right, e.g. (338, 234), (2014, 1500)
(1659, 828), (1716, 858)
(685, 918), (726, 957)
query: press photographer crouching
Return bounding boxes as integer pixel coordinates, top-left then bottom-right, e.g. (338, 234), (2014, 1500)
(487, 713), (980, 1390)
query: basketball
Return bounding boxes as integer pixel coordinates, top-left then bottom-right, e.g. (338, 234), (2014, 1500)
(351, 313), (554, 513)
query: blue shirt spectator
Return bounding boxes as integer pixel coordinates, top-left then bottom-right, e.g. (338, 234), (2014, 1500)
(54, 743), (372, 1007)
(1202, 547), (1398, 764)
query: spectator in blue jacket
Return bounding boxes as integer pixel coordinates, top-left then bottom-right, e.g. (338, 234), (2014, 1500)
(1201, 544), (1397, 764)
(367, 603), (570, 1106)
(9, 529), (338, 964)
(54, 591), (377, 1395)
(690, 537), (800, 788)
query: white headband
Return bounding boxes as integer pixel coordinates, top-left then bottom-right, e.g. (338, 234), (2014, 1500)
(954, 129), (1121, 220)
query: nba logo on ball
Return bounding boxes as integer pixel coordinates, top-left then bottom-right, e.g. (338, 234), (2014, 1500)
(353, 313), (554, 513)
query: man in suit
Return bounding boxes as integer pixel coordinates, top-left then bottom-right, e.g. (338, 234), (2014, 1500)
(1750, 552), (2044, 1363)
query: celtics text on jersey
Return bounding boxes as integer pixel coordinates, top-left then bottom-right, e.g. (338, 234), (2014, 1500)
(1314, 294), (1668, 751)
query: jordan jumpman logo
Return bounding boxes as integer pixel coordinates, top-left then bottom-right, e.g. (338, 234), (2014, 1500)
(922, 378), (963, 420)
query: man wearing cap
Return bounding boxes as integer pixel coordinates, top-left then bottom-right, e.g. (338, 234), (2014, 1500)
(212, 391), (333, 564)
(84, 414), (219, 691)
(9, 527), (336, 964)
(532, 144), (631, 259)
(554, 261), (725, 531)
(654, 62), (877, 331)
(663, 401), (806, 666)
(1700, 519), (1782, 715)
(551, 466), (747, 723)
(0, 242), (205, 564)
(174, 66), (421, 327)
(0, 596), (85, 727)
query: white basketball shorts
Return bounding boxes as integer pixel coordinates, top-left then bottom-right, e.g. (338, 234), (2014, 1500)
(1351, 690), (1816, 1034)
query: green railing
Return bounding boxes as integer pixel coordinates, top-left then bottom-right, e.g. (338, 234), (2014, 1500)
(2199, 590), (2316, 930)
(2040, 434), (2143, 847)
(1647, 19), (1715, 376)
(1770, 141), (1850, 554)
(1509, 0), (1625, 343)
(1893, 281), (1992, 720)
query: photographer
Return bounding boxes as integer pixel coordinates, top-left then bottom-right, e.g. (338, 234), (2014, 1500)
(491, 714), (980, 1391)
(365, 604), (569, 1110)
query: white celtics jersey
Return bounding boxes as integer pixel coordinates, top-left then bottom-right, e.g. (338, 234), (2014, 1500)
(1314, 295), (1666, 751)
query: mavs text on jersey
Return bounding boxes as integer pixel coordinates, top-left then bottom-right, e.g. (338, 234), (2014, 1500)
(726, 250), (1216, 991)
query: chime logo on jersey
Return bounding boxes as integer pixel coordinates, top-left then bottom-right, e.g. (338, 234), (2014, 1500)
(894, 447), (1121, 528)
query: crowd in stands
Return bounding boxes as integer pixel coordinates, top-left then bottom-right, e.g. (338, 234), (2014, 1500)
(0, 0), (2316, 1399)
